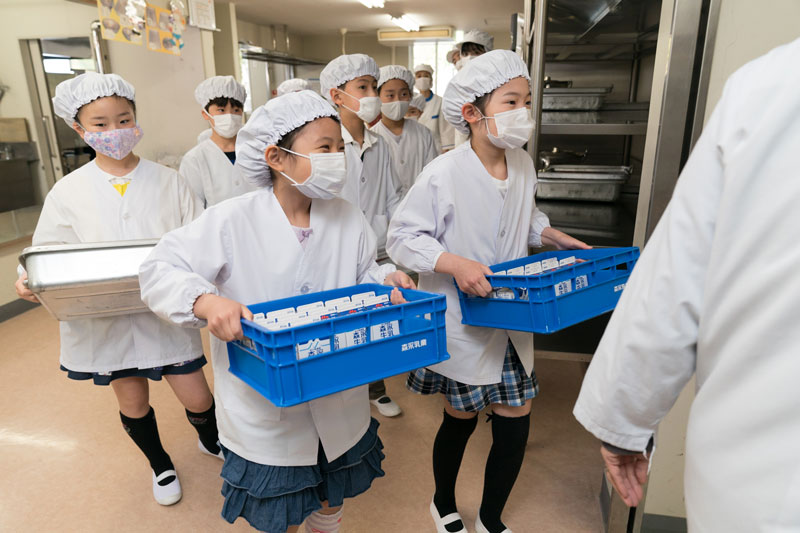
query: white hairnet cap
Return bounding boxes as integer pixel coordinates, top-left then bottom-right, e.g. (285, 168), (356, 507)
(410, 94), (427, 111)
(320, 54), (380, 104)
(414, 63), (434, 75)
(194, 75), (247, 108)
(377, 65), (414, 91)
(442, 49), (530, 134)
(52, 72), (135, 126)
(235, 90), (338, 186)
(276, 78), (311, 97)
(446, 47), (459, 64)
(458, 29), (494, 53)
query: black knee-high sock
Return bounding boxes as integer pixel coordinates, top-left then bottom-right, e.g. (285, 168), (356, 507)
(120, 407), (175, 485)
(186, 400), (220, 455)
(432, 410), (478, 532)
(479, 412), (531, 533)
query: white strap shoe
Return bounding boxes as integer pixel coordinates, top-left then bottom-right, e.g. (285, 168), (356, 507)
(475, 514), (512, 533)
(198, 439), (224, 460)
(430, 500), (467, 533)
(152, 469), (182, 506)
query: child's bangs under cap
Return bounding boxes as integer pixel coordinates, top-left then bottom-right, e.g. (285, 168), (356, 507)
(442, 49), (530, 134)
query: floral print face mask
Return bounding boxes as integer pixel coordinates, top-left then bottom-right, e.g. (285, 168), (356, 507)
(82, 125), (143, 160)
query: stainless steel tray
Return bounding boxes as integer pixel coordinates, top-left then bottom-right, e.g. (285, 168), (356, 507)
(543, 87), (612, 111)
(537, 165), (631, 202)
(19, 239), (158, 321)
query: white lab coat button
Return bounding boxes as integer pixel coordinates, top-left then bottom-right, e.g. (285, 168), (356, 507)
(361, 177), (366, 183)
(300, 285), (310, 294)
(500, 229), (506, 237)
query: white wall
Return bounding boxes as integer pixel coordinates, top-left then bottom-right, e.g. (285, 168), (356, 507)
(642, 0), (800, 520)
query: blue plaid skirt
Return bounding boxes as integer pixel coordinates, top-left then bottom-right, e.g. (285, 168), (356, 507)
(407, 341), (538, 412)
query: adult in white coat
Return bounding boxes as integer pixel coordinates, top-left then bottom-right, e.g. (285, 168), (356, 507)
(139, 90), (415, 533)
(370, 65), (439, 197)
(276, 77), (311, 96)
(387, 50), (587, 533)
(573, 38), (800, 531)
(413, 64), (455, 152)
(179, 76), (256, 207)
(14, 73), (219, 507)
(321, 54), (404, 418)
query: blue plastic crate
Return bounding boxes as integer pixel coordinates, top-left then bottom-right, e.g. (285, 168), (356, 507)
(457, 247), (639, 334)
(226, 284), (449, 407)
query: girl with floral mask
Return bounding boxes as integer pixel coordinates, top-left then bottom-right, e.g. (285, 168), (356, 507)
(371, 65), (440, 197)
(180, 75), (256, 208)
(140, 90), (415, 533)
(15, 72), (218, 508)
(387, 50), (589, 533)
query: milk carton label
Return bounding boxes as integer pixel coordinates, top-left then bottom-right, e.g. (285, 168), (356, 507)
(266, 307), (296, 320)
(493, 270), (507, 276)
(371, 320), (400, 340)
(554, 279), (573, 296)
(296, 338), (331, 359)
(614, 283), (627, 293)
(324, 296), (351, 309)
(559, 256), (576, 267)
(401, 338), (428, 352)
(334, 327), (368, 350)
(297, 301), (324, 314)
(575, 275), (589, 290)
(240, 337), (256, 351)
(525, 261), (543, 275)
(492, 288), (516, 300)
(252, 313), (265, 321)
(541, 258), (560, 271)
(351, 291), (376, 305)
(507, 266), (525, 275)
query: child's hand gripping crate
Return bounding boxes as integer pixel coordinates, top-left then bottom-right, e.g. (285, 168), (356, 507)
(227, 284), (449, 407)
(457, 247), (639, 334)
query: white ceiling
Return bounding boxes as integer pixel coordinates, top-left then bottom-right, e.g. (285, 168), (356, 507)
(232, 0), (525, 36)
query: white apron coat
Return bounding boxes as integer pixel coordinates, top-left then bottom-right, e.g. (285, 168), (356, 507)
(340, 125), (401, 257)
(574, 38), (800, 531)
(387, 142), (550, 385)
(370, 118), (439, 197)
(139, 189), (396, 466)
(179, 138), (257, 207)
(417, 92), (455, 152)
(31, 158), (204, 373)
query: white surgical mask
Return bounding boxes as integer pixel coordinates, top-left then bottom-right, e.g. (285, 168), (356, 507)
(337, 90), (382, 123)
(481, 107), (535, 150)
(415, 77), (432, 92)
(381, 100), (410, 121)
(278, 147), (346, 200)
(208, 112), (243, 139)
(455, 55), (473, 71)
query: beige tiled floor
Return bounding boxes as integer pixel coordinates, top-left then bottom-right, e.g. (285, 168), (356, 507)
(0, 307), (604, 533)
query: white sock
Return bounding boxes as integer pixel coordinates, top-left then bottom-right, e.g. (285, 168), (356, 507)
(305, 508), (343, 533)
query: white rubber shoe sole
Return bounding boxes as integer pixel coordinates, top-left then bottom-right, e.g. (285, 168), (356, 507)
(152, 469), (182, 506)
(430, 500), (467, 533)
(198, 439), (224, 460)
(370, 395), (402, 417)
(475, 514), (512, 533)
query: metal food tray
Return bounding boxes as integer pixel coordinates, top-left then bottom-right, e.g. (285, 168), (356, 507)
(19, 239), (158, 321)
(537, 165), (631, 202)
(543, 87), (612, 111)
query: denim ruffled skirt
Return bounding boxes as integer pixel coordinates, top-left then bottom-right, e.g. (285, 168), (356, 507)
(220, 417), (385, 533)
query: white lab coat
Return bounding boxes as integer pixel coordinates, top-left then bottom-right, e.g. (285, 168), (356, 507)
(573, 38), (800, 531)
(387, 142), (550, 385)
(31, 158), (204, 373)
(370, 118), (439, 197)
(417, 92), (455, 152)
(340, 125), (401, 258)
(179, 138), (257, 207)
(139, 188), (396, 466)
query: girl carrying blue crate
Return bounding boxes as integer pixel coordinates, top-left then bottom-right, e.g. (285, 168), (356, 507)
(139, 90), (415, 533)
(387, 50), (589, 533)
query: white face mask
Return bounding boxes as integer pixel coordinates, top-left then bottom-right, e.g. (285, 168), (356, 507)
(208, 112), (243, 139)
(481, 107), (535, 150)
(415, 77), (432, 92)
(381, 100), (410, 121)
(455, 55), (473, 71)
(337, 90), (382, 123)
(278, 147), (346, 200)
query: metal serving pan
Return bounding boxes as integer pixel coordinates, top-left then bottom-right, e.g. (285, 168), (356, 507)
(19, 239), (158, 321)
(536, 165), (631, 202)
(542, 87), (612, 111)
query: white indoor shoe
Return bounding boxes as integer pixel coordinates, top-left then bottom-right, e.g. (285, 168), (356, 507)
(197, 439), (224, 460)
(152, 469), (182, 506)
(370, 395), (402, 417)
(475, 514), (512, 533)
(430, 500), (467, 533)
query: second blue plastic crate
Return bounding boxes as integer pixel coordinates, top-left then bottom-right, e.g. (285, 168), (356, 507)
(457, 247), (639, 334)
(227, 284), (449, 407)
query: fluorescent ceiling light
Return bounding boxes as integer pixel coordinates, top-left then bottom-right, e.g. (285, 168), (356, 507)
(359, 0), (384, 7)
(390, 14), (420, 32)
